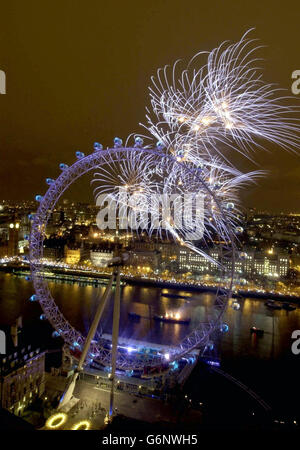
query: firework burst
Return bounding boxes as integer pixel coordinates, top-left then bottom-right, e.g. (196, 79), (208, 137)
(142, 29), (299, 165)
(93, 30), (299, 261)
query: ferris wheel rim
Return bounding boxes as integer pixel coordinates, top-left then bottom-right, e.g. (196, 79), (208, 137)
(29, 146), (236, 371)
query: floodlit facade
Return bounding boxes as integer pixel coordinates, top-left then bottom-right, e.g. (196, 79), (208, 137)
(64, 245), (81, 264)
(0, 347), (45, 416)
(178, 247), (289, 279)
(90, 248), (114, 267)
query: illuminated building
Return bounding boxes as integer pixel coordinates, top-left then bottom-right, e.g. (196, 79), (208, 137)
(132, 240), (178, 271)
(64, 244), (82, 264)
(179, 247), (218, 274)
(44, 246), (64, 261)
(90, 247), (114, 267)
(0, 243), (8, 258)
(126, 249), (161, 272)
(178, 247), (289, 279)
(8, 222), (19, 257)
(0, 346), (45, 416)
(43, 237), (65, 261)
(251, 252), (289, 278)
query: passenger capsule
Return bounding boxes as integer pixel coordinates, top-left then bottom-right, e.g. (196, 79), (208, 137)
(29, 295), (37, 302)
(156, 141), (165, 151)
(220, 323), (229, 333)
(46, 178), (54, 185)
(114, 137), (123, 148)
(75, 151), (85, 159)
(93, 142), (103, 151)
(59, 163), (69, 170)
(206, 341), (214, 351)
(35, 195), (43, 202)
(134, 136), (143, 147)
(52, 331), (60, 338)
(226, 202), (234, 210)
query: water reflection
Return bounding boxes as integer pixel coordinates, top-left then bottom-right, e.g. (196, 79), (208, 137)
(0, 273), (299, 361)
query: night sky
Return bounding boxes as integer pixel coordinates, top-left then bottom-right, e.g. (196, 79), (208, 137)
(0, 1), (299, 212)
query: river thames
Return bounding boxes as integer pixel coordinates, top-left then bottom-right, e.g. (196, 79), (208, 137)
(0, 272), (299, 423)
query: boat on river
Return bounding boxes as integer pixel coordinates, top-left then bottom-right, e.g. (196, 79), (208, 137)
(281, 302), (296, 311)
(153, 312), (190, 324)
(250, 326), (264, 337)
(265, 300), (282, 310)
(161, 293), (189, 299)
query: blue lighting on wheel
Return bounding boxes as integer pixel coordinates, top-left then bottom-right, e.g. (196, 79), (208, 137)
(134, 136), (143, 147)
(220, 323), (229, 333)
(113, 137), (123, 147)
(93, 142), (103, 151)
(156, 141), (165, 150)
(75, 151), (85, 159)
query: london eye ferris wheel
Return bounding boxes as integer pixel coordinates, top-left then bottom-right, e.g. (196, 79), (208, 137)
(29, 30), (299, 412)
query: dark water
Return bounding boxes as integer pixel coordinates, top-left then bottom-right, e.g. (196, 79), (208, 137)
(0, 272), (299, 419)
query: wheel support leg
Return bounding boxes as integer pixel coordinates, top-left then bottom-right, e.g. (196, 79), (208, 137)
(109, 266), (121, 418)
(58, 273), (115, 409)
